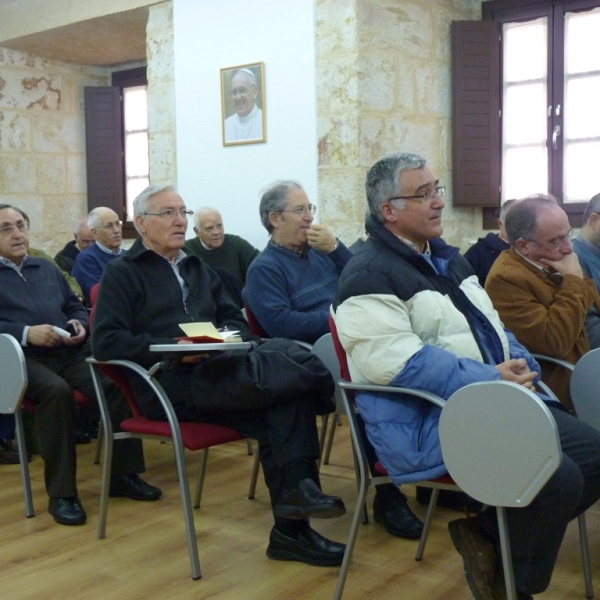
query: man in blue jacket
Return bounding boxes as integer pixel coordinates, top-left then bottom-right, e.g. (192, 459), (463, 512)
(0, 204), (159, 526)
(72, 207), (125, 301)
(333, 152), (600, 600)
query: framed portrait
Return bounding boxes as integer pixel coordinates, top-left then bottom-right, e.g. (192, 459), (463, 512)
(220, 62), (266, 146)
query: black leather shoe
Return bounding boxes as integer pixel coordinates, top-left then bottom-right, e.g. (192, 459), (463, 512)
(0, 439), (21, 464)
(274, 479), (346, 519)
(48, 496), (87, 525)
(109, 474), (162, 501)
(373, 489), (424, 539)
(266, 525), (346, 566)
(417, 486), (483, 513)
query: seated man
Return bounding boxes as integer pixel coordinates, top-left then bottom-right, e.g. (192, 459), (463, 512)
(72, 207), (124, 301)
(486, 196), (600, 410)
(463, 199), (515, 286)
(91, 184), (347, 567)
(243, 180), (425, 540)
(0, 204), (160, 526)
(333, 153), (600, 599)
(243, 180), (353, 343)
(573, 193), (600, 291)
(55, 217), (94, 274)
(185, 207), (259, 285)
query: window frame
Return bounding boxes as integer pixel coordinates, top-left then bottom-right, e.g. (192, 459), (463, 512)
(479, 0), (600, 227)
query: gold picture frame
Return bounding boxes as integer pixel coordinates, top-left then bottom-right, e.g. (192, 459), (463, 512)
(220, 62), (267, 146)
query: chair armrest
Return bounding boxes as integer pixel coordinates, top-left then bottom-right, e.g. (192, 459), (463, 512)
(338, 379), (446, 409)
(531, 353), (574, 371)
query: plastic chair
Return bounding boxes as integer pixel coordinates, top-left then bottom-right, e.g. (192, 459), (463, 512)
(87, 357), (261, 581)
(329, 318), (461, 600)
(566, 348), (600, 431)
(440, 380), (593, 600)
(0, 334), (34, 517)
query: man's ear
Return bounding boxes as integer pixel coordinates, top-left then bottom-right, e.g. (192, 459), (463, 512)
(589, 213), (600, 231)
(268, 211), (280, 230)
(380, 202), (397, 223)
(134, 216), (146, 235)
(193, 226), (200, 236)
(514, 237), (530, 256)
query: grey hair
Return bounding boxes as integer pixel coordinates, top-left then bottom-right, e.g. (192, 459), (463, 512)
(504, 195), (559, 245)
(132, 185), (176, 234)
(88, 206), (118, 229)
(194, 207), (221, 229)
(74, 216), (89, 236)
(365, 153), (427, 223)
(582, 193), (600, 226)
(259, 180), (303, 234)
(499, 199), (517, 223)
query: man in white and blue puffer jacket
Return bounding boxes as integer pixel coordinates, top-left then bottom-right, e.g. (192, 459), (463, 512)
(333, 152), (600, 600)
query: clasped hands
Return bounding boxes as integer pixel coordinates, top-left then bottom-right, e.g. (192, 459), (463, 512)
(495, 358), (537, 391)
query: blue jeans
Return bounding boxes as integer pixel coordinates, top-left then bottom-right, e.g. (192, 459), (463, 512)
(477, 406), (600, 594)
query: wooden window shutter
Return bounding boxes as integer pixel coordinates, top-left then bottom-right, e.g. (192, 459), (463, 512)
(452, 20), (501, 207)
(84, 87), (124, 216)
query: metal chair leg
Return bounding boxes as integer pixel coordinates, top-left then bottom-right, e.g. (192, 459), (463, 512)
(577, 513), (594, 599)
(15, 410), (34, 518)
(497, 506), (517, 600)
(323, 413), (338, 465)
(246, 438), (254, 455)
(193, 449), (209, 509)
(415, 487), (440, 561)
(93, 421), (103, 465)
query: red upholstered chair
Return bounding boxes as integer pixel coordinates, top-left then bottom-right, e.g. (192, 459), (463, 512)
(87, 357), (261, 581)
(328, 315), (462, 600)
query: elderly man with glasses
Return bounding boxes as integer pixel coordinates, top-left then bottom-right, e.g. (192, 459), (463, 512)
(486, 194), (600, 411)
(72, 207), (124, 302)
(0, 203), (159, 526)
(92, 184), (349, 567)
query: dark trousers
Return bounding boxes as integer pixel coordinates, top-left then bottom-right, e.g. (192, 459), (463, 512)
(476, 406), (600, 594)
(25, 347), (145, 498)
(155, 367), (322, 509)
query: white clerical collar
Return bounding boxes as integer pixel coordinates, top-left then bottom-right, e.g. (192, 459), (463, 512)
(237, 104), (259, 124)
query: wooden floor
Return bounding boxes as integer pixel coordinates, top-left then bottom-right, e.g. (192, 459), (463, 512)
(1, 420), (599, 599)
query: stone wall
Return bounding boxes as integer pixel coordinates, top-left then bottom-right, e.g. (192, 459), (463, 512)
(0, 47), (109, 255)
(147, 1), (176, 187)
(316, 0), (483, 250)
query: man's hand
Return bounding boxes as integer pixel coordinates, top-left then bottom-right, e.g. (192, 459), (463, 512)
(27, 325), (61, 347)
(495, 358), (538, 389)
(540, 252), (584, 279)
(306, 224), (338, 253)
(64, 320), (86, 346)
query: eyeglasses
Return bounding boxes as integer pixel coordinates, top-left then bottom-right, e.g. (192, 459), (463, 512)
(98, 221), (122, 231)
(524, 229), (574, 250)
(0, 221), (30, 236)
(144, 208), (193, 220)
(389, 186), (446, 204)
(280, 204), (317, 216)
(231, 87), (251, 97)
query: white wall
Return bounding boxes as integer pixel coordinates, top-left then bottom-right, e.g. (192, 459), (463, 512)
(173, 0), (318, 250)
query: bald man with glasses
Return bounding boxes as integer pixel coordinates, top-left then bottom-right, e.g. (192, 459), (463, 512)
(72, 207), (125, 302)
(486, 195), (600, 410)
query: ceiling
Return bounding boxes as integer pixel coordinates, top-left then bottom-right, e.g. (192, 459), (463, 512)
(0, 6), (149, 66)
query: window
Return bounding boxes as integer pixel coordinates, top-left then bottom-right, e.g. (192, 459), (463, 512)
(453, 0), (600, 224)
(85, 67), (148, 237)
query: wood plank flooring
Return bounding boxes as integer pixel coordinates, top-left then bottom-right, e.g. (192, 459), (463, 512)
(0, 420), (598, 599)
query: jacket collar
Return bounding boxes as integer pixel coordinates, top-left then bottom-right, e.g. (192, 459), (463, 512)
(365, 215), (458, 267)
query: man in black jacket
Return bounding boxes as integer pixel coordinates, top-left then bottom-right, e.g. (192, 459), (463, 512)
(91, 184), (347, 567)
(0, 204), (160, 526)
(54, 216), (94, 274)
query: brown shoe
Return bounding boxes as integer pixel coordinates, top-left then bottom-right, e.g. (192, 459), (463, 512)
(448, 518), (503, 600)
